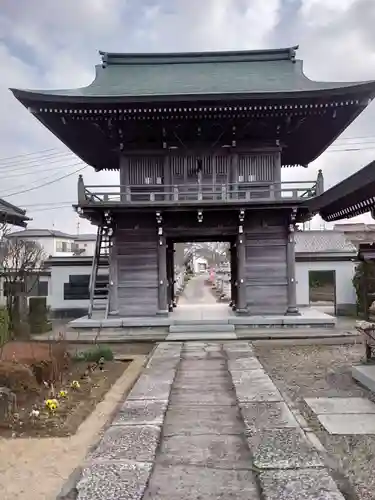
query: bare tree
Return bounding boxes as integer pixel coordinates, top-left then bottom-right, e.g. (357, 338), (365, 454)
(0, 224), (46, 337)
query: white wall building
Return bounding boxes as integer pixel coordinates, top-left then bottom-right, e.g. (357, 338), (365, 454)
(73, 234), (96, 256)
(7, 228), (97, 257)
(295, 231), (357, 315)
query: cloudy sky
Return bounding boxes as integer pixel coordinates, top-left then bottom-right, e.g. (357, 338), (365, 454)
(1, 0), (375, 234)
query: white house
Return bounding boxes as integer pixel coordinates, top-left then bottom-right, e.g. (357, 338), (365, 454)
(7, 228), (76, 257)
(6, 228), (97, 257)
(45, 255), (108, 317)
(295, 230), (357, 315)
(74, 233), (96, 256)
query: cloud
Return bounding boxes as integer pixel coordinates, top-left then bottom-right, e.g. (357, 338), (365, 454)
(0, 0), (374, 231)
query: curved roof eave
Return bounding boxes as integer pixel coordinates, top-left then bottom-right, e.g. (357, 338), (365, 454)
(10, 80), (375, 105)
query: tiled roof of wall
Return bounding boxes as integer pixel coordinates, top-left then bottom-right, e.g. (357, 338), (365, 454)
(295, 230), (356, 254)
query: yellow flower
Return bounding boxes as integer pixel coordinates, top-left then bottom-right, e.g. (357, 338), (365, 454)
(59, 390), (68, 398)
(45, 399), (59, 411)
(71, 380), (80, 389)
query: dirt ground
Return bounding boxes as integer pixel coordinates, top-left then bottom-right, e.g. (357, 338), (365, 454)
(0, 355), (146, 500)
(255, 343), (375, 500)
(1, 360), (129, 438)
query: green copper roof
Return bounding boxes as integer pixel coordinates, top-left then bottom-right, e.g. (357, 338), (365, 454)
(10, 46), (375, 103)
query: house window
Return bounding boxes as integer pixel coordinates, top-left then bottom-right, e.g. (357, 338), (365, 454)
(63, 274), (109, 300)
(56, 241), (71, 252)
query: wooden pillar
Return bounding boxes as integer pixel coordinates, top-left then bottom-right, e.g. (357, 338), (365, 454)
(230, 241), (237, 310)
(274, 151), (282, 199)
(363, 260), (370, 321)
(156, 212), (168, 315)
(231, 153), (239, 200)
(236, 210), (247, 314)
(285, 219), (300, 316)
(167, 241), (175, 312)
(163, 155), (171, 201)
(108, 234), (119, 315)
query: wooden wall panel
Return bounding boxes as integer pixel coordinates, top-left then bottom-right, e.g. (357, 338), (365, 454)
(238, 152), (279, 182)
(244, 215), (288, 314)
(115, 227), (158, 317)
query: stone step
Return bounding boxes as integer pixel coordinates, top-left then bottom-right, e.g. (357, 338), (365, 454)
(173, 319), (230, 326)
(169, 324), (235, 333)
(166, 332), (237, 341)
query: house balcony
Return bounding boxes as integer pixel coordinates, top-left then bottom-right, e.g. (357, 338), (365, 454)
(77, 173), (323, 209)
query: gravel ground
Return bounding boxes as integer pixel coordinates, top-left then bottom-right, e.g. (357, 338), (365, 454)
(255, 343), (375, 500)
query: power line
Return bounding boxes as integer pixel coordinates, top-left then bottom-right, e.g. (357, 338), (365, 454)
(0, 165), (87, 198)
(3, 161), (85, 179)
(0, 147), (60, 163)
(0, 151), (76, 171)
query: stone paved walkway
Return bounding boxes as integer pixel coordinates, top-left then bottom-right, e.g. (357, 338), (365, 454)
(73, 341), (347, 499)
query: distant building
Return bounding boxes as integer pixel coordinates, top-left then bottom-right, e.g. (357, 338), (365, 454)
(73, 233), (96, 256)
(6, 228), (97, 257)
(295, 230), (357, 315)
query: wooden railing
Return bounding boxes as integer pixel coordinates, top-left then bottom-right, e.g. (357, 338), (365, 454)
(77, 176), (321, 206)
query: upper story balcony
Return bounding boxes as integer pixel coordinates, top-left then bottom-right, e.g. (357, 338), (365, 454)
(77, 171), (323, 209)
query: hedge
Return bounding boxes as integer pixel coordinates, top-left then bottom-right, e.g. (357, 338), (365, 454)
(0, 307), (9, 345)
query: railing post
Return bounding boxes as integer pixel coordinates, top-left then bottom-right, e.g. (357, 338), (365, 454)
(126, 186), (131, 202)
(221, 184), (227, 201)
(77, 175), (86, 204)
(173, 185), (179, 201)
(316, 169), (324, 196)
(270, 184), (275, 199)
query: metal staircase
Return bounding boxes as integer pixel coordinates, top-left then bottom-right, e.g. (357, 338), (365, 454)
(88, 224), (111, 319)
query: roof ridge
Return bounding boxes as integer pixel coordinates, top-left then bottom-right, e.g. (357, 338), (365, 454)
(99, 46), (299, 67)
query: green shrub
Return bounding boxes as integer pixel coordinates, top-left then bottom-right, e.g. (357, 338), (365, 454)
(73, 345), (114, 363)
(0, 307), (9, 345)
(28, 297), (52, 334)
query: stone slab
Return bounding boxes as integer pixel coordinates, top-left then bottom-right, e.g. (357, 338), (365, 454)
(175, 370), (227, 380)
(178, 359), (227, 371)
(170, 388), (237, 406)
(247, 429), (324, 469)
(352, 364), (375, 393)
(240, 402), (299, 430)
(163, 405), (244, 436)
(172, 377), (233, 392)
(113, 400), (168, 426)
(169, 324), (235, 333)
(180, 350), (226, 360)
(143, 464), (258, 499)
(228, 357), (263, 371)
(173, 319), (230, 325)
(231, 371), (283, 402)
(305, 397), (375, 415)
(259, 469), (345, 500)
(90, 425), (160, 463)
(158, 434), (254, 470)
(317, 413), (375, 434)
(76, 461), (152, 500)
(224, 341), (253, 350)
(167, 332), (237, 340)
(127, 373), (174, 401)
